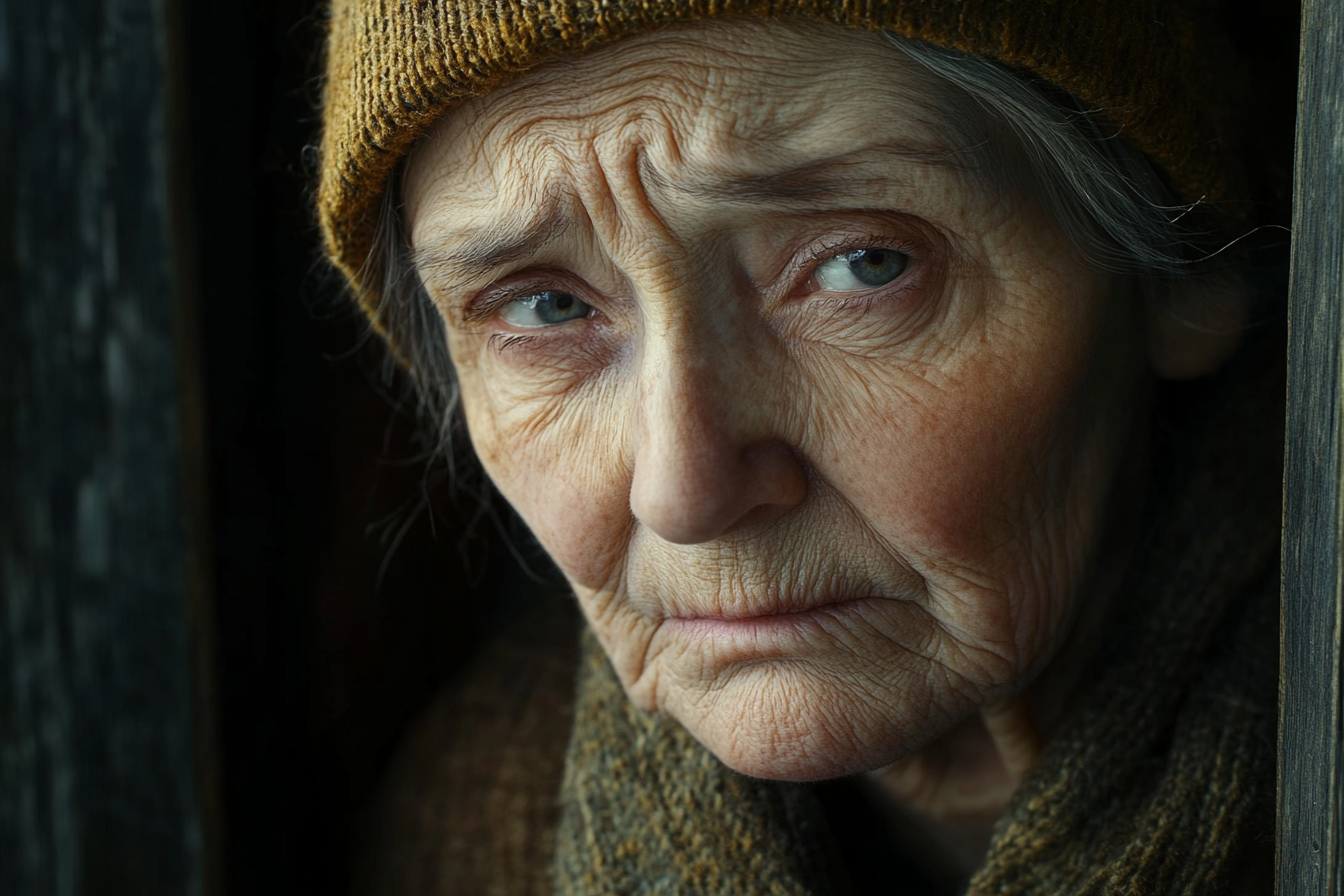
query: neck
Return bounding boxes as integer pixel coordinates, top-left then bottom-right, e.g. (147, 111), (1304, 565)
(866, 694), (1039, 883)
(868, 519), (1140, 885)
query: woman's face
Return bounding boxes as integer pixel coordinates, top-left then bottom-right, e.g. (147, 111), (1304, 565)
(404, 20), (1153, 781)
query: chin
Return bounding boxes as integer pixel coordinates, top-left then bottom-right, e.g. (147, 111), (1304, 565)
(660, 659), (953, 783)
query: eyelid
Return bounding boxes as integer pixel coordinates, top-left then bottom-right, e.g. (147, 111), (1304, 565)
(807, 238), (918, 269)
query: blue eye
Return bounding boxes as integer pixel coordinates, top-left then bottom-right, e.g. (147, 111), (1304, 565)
(498, 290), (592, 327)
(814, 248), (909, 291)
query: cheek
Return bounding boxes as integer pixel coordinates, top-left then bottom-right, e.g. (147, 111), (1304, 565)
(870, 351), (1076, 554)
(804, 370), (1044, 547)
(819, 279), (1139, 642)
(456, 361), (636, 589)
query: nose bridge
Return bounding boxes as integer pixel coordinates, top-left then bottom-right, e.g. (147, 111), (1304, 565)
(638, 350), (729, 483)
(627, 274), (808, 546)
(635, 282), (765, 452)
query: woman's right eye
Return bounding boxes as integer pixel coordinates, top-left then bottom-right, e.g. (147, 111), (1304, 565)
(497, 290), (593, 328)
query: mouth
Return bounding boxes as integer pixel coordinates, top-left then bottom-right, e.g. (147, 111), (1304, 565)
(665, 595), (887, 642)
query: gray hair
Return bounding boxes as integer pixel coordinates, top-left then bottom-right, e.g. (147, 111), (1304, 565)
(359, 32), (1235, 457)
(883, 33), (1211, 275)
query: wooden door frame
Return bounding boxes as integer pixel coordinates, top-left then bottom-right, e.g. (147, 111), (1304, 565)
(1279, 1), (1344, 894)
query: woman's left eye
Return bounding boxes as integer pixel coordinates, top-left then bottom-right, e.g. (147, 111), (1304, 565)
(813, 248), (910, 291)
(498, 290), (593, 328)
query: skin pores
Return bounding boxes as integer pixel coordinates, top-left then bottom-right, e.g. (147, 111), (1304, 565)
(403, 20), (1153, 783)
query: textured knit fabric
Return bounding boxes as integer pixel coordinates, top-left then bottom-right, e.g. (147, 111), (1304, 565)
(550, 333), (1282, 896)
(554, 630), (851, 894)
(318, 0), (1247, 323)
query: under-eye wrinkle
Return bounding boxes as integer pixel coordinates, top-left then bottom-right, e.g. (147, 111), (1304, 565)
(487, 332), (540, 354)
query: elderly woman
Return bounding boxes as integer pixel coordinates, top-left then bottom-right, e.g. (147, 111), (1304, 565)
(318, 1), (1282, 893)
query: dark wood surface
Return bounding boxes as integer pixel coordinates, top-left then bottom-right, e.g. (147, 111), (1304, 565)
(1279, 0), (1344, 893)
(0, 1), (220, 893)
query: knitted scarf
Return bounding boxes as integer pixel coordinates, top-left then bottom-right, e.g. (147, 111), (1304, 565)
(551, 341), (1282, 895)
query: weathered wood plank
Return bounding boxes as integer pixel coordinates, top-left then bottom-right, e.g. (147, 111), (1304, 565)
(1279, 2), (1344, 895)
(0, 0), (220, 894)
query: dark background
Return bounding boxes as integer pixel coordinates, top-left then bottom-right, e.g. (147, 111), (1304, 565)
(180, 4), (515, 893)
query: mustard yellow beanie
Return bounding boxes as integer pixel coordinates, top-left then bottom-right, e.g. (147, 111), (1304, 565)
(318, 0), (1245, 319)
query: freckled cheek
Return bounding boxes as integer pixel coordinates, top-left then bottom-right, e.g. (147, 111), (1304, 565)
(829, 354), (1087, 589)
(458, 370), (634, 588)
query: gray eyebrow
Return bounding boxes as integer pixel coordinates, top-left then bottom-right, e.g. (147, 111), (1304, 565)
(411, 208), (569, 289)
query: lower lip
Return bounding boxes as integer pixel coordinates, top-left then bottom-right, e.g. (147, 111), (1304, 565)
(667, 597), (883, 643)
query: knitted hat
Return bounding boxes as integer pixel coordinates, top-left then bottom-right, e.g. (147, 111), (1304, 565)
(318, 0), (1245, 318)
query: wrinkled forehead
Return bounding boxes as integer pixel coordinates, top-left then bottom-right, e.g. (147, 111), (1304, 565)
(403, 19), (1001, 226)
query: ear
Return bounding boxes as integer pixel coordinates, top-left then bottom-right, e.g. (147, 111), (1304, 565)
(1145, 274), (1249, 380)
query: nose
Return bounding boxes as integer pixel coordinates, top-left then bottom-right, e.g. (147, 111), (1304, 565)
(628, 352), (809, 545)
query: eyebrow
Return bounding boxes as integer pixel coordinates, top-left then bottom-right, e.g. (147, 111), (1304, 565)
(411, 207), (569, 289)
(412, 139), (979, 289)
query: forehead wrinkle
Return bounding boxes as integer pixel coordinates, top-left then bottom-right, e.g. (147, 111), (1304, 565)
(614, 142), (679, 245)
(413, 116), (691, 298)
(636, 138), (982, 210)
(557, 139), (692, 292)
(408, 21), (1008, 296)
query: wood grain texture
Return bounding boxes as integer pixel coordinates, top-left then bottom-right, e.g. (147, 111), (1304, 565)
(1279, 2), (1344, 894)
(0, 0), (219, 894)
